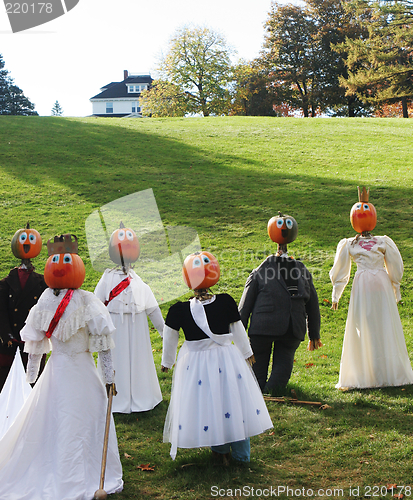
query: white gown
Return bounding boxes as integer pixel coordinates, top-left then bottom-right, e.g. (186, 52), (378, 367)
(330, 235), (413, 389)
(0, 288), (123, 500)
(0, 350), (31, 441)
(94, 269), (164, 413)
(162, 297), (273, 460)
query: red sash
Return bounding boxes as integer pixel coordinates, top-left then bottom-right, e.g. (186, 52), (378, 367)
(45, 289), (74, 338)
(104, 277), (131, 306)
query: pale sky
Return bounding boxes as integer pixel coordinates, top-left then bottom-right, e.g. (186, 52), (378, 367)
(0, 0), (295, 117)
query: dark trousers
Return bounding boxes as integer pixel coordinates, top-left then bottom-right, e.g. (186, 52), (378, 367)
(250, 332), (301, 392)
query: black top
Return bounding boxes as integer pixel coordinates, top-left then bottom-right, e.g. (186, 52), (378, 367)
(276, 256), (299, 295)
(165, 293), (240, 341)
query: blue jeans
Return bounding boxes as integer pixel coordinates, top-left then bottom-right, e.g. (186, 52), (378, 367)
(211, 438), (250, 462)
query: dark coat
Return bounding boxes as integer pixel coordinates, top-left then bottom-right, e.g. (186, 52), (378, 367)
(0, 268), (47, 360)
(238, 255), (320, 342)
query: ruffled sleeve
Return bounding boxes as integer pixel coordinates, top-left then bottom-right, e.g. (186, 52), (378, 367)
(329, 238), (352, 304)
(383, 235), (404, 302)
(85, 292), (116, 352)
(21, 297), (52, 355)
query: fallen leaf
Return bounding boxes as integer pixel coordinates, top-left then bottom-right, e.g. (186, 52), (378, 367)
(124, 453), (133, 459)
(323, 299), (331, 304)
(320, 354), (328, 358)
(387, 484), (398, 489)
(137, 463), (155, 471)
(305, 363), (314, 368)
(394, 494), (404, 499)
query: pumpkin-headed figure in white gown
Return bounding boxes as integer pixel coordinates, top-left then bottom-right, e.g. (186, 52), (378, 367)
(0, 234), (123, 500)
(94, 223), (164, 413)
(330, 187), (413, 389)
(161, 251), (273, 463)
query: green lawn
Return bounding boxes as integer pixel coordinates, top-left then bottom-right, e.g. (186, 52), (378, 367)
(1, 115), (412, 499)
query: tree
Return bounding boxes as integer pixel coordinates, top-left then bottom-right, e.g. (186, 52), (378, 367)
(338, 0), (413, 117)
(307, 0), (372, 116)
(140, 80), (187, 117)
(261, 3), (323, 117)
(158, 25), (233, 116)
(230, 60), (277, 116)
(0, 54), (37, 116)
(51, 100), (64, 116)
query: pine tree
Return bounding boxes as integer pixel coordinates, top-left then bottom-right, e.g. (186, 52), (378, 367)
(51, 100), (64, 116)
(338, 0), (413, 117)
(0, 54), (38, 115)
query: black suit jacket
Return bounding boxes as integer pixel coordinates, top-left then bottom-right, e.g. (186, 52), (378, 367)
(238, 255), (320, 341)
(0, 268), (48, 359)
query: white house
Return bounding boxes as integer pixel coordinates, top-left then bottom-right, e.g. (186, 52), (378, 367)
(90, 70), (153, 117)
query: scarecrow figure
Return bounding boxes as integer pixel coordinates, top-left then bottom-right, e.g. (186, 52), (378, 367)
(0, 234), (123, 499)
(239, 212), (322, 393)
(330, 187), (413, 389)
(94, 222), (164, 413)
(0, 223), (47, 391)
(161, 251), (272, 464)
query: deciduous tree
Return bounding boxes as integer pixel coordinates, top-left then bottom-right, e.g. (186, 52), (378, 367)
(261, 3), (323, 117)
(230, 60), (280, 116)
(158, 25), (233, 116)
(140, 80), (188, 117)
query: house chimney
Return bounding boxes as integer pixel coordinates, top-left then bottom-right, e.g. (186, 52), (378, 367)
(124, 70), (128, 80)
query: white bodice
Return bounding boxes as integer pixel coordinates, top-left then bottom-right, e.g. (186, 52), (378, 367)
(330, 235), (404, 303)
(94, 269), (159, 317)
(50, 328), (90, 357)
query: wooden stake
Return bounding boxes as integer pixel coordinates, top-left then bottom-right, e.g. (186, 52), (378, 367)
(94, 384), (114, 500)
(264, 395), (322, 407)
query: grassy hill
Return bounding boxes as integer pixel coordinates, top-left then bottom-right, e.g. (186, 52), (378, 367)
(1, 116), (413, 499)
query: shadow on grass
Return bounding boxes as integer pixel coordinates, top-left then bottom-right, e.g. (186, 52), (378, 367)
(1, 117), (412, 254)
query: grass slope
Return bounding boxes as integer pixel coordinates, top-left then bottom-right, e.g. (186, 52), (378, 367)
(1, 116), (413, 499)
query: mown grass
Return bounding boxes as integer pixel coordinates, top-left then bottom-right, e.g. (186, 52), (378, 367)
(1, 115), (413, 499)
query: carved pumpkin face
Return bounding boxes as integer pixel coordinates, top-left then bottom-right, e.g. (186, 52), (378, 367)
(109, 227), (140, 265)
(267, 214), (298, 245)
(182, 251), (220, 290)
(44, 253), (86, 289)
(11, 226), (42, 259)
(350, 201), (377, 233)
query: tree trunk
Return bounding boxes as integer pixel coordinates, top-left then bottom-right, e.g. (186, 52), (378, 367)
(348, 97), (355, 117)
(402, 96), (408, 118)
(303, 96), (309, 117)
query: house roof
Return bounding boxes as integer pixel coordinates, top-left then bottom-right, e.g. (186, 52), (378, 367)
(90, 74), (153, 100)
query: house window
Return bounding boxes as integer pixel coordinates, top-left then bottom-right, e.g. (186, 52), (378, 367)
(132, 102), (136, 113)
(106, 102), (113, 113)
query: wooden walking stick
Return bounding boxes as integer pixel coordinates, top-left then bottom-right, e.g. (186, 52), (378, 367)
(94, 383), (115, 500)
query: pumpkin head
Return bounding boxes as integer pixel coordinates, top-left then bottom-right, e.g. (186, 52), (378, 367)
(108, 222), (140, 265)
(11, 223), (42, 260)
(44, 234), (85, 289)
(350, 186), (377, 234)
(267, 212), (298, 245)
(182, 251), (220, 290)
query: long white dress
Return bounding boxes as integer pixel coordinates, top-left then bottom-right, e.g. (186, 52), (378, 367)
(330, 235), (413, 389)
(94, 269), (164, 413)
(0, 288), (123, 500)
(0, 350), (31, 441)
(162, 295), (273, 460)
